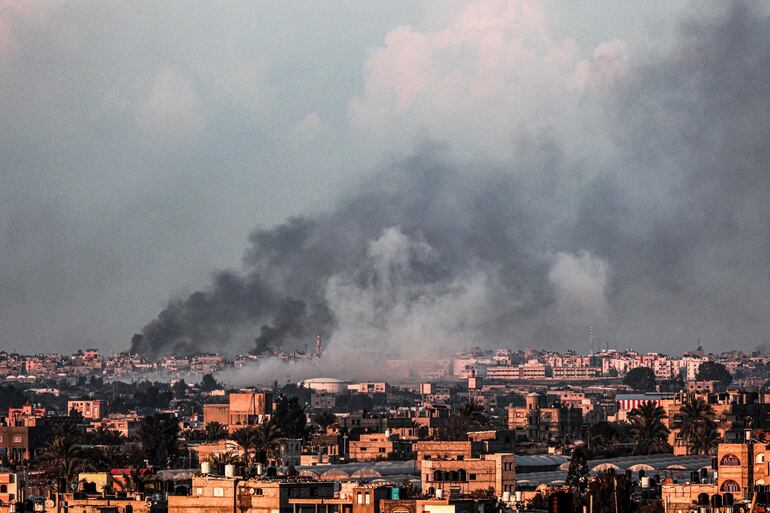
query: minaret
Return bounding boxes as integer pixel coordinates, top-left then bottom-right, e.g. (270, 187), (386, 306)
(315, 335), (323, 357)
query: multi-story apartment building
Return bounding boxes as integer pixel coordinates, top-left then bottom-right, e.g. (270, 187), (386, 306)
(348, 433), (411, 462)
(67, 399), (105, 420)
(203, 392), (272, 431)
(169, 476), (335, 513)
(507, 393), (582, 444)
(421, 453), (515, 498)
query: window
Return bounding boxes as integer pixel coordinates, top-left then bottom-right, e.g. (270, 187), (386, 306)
(720, 454), (741, 466)
(365, 493), (370, 505)
(758, 454), (766, 464)
(357, 493), (363, 504)
(196, 488), (203, 496)
(213, 487), (224, 497)
(469, 474), (476, 481)
(0, 485), (6, 493)
(720, 480), (740, 493)
(379, 448), (386, 453)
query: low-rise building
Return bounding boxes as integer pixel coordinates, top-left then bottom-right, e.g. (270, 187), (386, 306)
(169, 476), (335, 513)
(421, 453), (515, 498)
(507, 393), (582, 444)
(68, 399), (105, 420)
(349, 433), (411, 462)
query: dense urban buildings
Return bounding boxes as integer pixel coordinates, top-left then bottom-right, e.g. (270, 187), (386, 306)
(0, 345), (769, 512)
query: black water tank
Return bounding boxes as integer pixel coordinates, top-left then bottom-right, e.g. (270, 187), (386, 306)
(723, 493), (734, 506)
(697, 492), (710, 505)
(711, 494), (722, 508)
(549, 491), (573, 513)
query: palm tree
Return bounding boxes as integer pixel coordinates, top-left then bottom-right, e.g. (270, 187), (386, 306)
(694, 421), (719, 456)
(208, 451), (241, 466)
(588, 421), (618, 456)
(38, 435), (83, 491)
(208, 451), (243, 475)
(628, 401), (671, 455)
(437, 400), (490, 440)
(678, 397), (717, 455)
(312, 411), (338, 432)
(458, 400), (488, 426)
(114, 468), (154, 494)
(88, 426), (126, 445)
(232, 427), (257, 465)
(137, 413), (180, 468)
(99, 445), (124, 470)
(232, 424), (281, 467)
(253, 423), (281, 466)
(205, 422), (228, 441)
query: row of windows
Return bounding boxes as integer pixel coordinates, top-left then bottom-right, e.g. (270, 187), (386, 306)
(427, 470), (478, 482)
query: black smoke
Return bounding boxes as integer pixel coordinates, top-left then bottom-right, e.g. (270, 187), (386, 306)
(132, 4), (770, 358)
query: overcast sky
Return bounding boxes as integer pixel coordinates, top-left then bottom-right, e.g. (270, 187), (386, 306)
(1, 1), (767, 356)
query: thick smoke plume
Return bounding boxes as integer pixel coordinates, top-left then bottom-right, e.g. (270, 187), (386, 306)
(132, 4), (770, 360)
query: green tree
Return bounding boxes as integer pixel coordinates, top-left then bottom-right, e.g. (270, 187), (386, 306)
(458, 400), (489, 425)
(588, 421), (622, 456)
(271, 396), (307, 439)
(623, 367), (657, 392)
(565, 446), (589, 492)
(38, 435), (84, 491)
(114, 468), (155, 493)
(200, 374), (220, 392)
(312, 410), (338, 431)
(232, 427), (258, 465)
(696, 362), (732, 388)
(679, 397), (717, 454)
(628, 401), (671, 455)
(252, 422), (282, 465)
(173, 379), (188, 400)
(138, 413), (180, 468)
(204, 421), (228, 441)
(575, 471), (635, 513)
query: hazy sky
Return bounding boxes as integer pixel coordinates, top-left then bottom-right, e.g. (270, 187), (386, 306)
(1, 1), (767, 356)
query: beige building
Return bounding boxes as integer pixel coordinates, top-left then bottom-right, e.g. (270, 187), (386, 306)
(507, 393), (582, 443)
(169, 476), (334, 513)
(421, 453), (515, 498)
(0, 471), (23, 507)
(349, 433), (410, 462)
(68, 399), (105, 420)
(203, 392), (272, 432)
(63, 495), (149, 513)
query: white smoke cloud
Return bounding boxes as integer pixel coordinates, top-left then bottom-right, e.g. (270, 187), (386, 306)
(324, 227), (496, 358)
(548, 250), (609, 323)
(136, 67), (205, 139)
(348, 0), (625, 160)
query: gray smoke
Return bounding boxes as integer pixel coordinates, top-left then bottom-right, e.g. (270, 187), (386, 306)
(133, 4), (770, 358)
